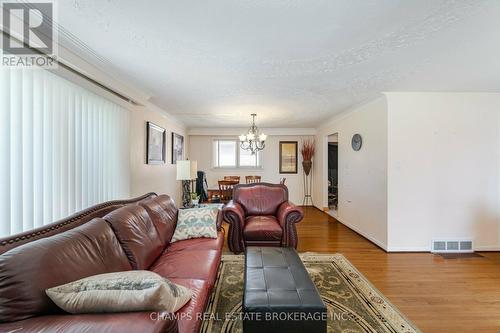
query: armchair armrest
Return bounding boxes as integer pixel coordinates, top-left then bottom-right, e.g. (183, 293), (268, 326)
(277, 201), (304, 248)
(222, 200), (246, 253)
(216, 209), (224, 231)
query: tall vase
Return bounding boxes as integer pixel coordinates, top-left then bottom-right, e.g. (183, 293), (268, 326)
(302, 160), (313, 206)
(302, 160), (312, 176)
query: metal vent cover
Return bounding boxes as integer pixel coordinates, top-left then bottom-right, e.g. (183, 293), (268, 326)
(432, 239), (473, 253)
(433, 241), (446, 251)
(459, 241), (473, 251)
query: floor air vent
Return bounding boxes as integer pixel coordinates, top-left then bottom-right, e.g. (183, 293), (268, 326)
(431, 240), (473, 253)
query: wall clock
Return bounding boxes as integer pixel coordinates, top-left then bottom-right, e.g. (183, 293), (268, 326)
(351, 134), (362, 151)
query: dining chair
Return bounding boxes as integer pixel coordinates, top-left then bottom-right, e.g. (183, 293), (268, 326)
(218, 180), (236, 202)
(223, 176), (240, 183)
(245, 175), (261, 184)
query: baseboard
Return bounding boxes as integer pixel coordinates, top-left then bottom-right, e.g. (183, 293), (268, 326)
(387, 245), (500, 252)
(474, 246), (500, 251)
(386, 246), (430, 252)
(334, 216), (388, 251)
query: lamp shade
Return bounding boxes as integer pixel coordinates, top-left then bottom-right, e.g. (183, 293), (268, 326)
(176, 160), (197, 180)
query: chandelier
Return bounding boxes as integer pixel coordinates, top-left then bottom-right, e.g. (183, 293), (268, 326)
(239, 114), (267, 155)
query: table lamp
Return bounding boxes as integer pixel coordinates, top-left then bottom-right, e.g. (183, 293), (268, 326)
(176, 160), (197, 207)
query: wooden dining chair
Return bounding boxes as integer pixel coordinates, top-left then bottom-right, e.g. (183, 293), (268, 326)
(223, 176), (240, 183)
(245, 175), (261, 184)
(218, 180), (236, 202)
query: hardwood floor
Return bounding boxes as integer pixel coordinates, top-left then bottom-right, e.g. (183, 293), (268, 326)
(223, 206), (500, 333)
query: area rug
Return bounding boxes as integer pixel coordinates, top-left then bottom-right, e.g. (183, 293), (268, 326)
(201, 253), (420, 333)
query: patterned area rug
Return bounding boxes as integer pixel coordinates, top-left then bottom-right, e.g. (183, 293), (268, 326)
(201, 253), (420, 333)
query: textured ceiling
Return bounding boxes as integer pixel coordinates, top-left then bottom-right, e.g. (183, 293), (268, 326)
(56, 0), (500, 128)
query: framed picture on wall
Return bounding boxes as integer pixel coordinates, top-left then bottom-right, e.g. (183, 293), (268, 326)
(146, 122), (166, 164)
(172, 132), (184, 164)
(279, 141), (298, 174)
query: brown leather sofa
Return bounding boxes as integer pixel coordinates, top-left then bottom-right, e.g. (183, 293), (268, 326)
(223, 183), (304, 254)
(0, 193), (224, 333)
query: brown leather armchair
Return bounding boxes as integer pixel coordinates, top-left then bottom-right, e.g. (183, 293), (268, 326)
(222, 183), (304, 254)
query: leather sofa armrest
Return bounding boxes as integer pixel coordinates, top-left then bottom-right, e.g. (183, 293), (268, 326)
(277, 201), (304, 248)
(222, 200), (246, 253)
(216, 209), (224, 231)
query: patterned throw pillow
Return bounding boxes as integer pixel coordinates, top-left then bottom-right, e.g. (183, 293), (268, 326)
(171, 207), (218, 243)
(46, 270), (192, 314)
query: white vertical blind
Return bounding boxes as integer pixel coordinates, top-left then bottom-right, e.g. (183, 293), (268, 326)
(0, 68), (130, 237)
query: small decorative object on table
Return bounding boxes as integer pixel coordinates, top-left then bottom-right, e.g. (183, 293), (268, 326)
(301, 138), (315, 206)
(191, 193), (200, 206)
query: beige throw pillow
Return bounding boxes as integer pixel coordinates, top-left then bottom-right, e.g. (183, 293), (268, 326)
(46, 270), (192, 314)
(171, 207), (218, 243)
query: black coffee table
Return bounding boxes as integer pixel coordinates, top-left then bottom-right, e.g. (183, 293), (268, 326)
(243, 247), (327, 333)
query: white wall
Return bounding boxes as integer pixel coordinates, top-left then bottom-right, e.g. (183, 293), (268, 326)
(188, 134), (313, 204)
(129, 106), (188, 205)
(314, 97), (388, 249)
(386, 92), (500, 251)
(53, 38), (189, 205)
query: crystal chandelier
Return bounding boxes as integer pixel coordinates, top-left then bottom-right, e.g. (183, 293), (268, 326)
(239, 114), (267, 155)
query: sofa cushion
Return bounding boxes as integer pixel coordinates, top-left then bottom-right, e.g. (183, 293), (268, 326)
(0, 311), (178, 333)
(170, 278), (210, 333)
(171, 207), (218, 243)
(46, 270), (192, 314)
(139, 194), (178, 245)
(243, 216), (282, 241)
(0, 218), (131, 323)
(104, 205), (164, 270)
(166, 231), (224, 252)
(151, 250), (221, 287)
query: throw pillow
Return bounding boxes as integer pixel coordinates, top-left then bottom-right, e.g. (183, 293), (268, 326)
(46, 270), (192, 314)
(171, 207), (218, 243)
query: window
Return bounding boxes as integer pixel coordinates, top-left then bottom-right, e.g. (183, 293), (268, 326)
(0, 68), (130, 237)
(213, 139), (262, 168)
(213, 140), (237, 167)
(239, 145), (261, 167)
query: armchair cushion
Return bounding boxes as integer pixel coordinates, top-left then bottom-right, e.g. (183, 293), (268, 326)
(243, 216), (282, 241)
(233, 184), (287, 215)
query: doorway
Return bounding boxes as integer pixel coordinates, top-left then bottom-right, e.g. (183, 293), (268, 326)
(327, 134), (338, 217)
